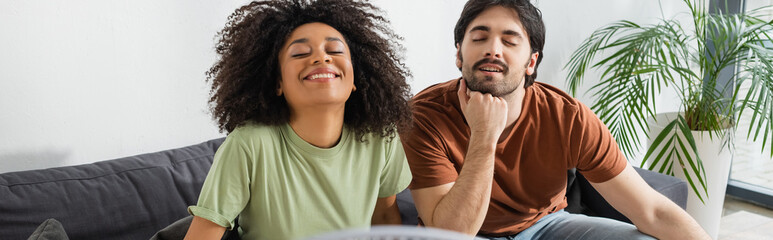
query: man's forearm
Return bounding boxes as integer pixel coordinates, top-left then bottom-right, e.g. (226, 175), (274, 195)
(429, 134), (496, 235)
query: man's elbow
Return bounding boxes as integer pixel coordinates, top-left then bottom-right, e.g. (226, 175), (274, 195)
(630, 196), (692, 235)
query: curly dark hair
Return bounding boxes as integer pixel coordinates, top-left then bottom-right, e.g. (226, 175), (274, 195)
(207, 0), (412, 140)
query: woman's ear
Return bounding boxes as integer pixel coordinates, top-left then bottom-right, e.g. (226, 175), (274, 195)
(352, 84), (357, 92)
(276, 81), (283, 96)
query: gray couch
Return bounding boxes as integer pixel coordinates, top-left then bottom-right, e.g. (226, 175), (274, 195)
(0, 138), (687, 239)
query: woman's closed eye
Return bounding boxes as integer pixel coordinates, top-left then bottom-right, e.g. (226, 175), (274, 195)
(290, 50), (342, 58)
(291, 52), (311, 58)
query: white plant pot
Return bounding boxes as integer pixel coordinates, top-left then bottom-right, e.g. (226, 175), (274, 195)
(646, 112), (731, 239)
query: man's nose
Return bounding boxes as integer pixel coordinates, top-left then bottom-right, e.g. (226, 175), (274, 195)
(484, 40), (503, 59)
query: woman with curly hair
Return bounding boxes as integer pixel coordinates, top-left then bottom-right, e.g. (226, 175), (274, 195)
(184, 0), (413, 239)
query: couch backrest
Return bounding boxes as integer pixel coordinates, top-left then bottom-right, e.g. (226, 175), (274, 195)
(0, 137), (686, 239)
(0, 138), (225, 240)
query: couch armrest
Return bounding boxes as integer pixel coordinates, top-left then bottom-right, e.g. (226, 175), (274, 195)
(567, 167), (688, 223)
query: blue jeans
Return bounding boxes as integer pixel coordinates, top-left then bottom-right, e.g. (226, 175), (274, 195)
(481, 210), (656, 240)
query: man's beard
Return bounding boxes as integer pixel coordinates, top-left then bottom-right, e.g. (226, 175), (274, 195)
(462, 58), (525, 97)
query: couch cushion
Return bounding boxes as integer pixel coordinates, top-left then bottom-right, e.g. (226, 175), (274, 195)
(396, 188), (417, 225)
(0, 138), (225, 240)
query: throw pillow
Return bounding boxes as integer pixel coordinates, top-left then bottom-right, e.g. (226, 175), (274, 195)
(27, 218), (69, 240)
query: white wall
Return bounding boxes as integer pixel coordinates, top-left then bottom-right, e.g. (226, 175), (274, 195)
(538, 0), (688, 106)
(0, 0), (689, 173)
(0, 0), (243, 172)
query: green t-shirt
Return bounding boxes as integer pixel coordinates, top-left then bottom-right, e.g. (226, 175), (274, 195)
(188, 122), (412, 240)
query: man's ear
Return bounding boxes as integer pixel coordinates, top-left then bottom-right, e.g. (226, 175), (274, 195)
(526, 52), (539, 76)
(455, 43), (462, 69)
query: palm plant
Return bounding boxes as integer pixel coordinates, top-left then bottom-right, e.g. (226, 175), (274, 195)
(565, 0), (773, 202)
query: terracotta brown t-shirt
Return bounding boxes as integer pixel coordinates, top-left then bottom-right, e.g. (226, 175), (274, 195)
(401, 79), (627, 236)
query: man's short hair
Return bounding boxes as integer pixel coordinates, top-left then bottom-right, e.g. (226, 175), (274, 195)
(454, 0), (545, 87)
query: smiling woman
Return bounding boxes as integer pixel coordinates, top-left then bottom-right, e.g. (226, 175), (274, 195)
(205, 0), (412, 140)
(183, 0), (414, 239)
(278, 23), (357, 120)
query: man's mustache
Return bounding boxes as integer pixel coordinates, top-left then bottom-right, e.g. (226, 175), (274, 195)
(472, 59), (509, 74)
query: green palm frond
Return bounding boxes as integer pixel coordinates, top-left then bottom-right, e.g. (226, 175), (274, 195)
(564, 0), (773, 199)
(566, 17), (695, 159)
(641, 115), (708, 205)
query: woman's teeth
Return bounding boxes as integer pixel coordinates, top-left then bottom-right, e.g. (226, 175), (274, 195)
(309, 73), (336, 80)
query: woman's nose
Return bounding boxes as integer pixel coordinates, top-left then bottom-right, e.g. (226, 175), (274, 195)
(312, 53), (332, 64)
